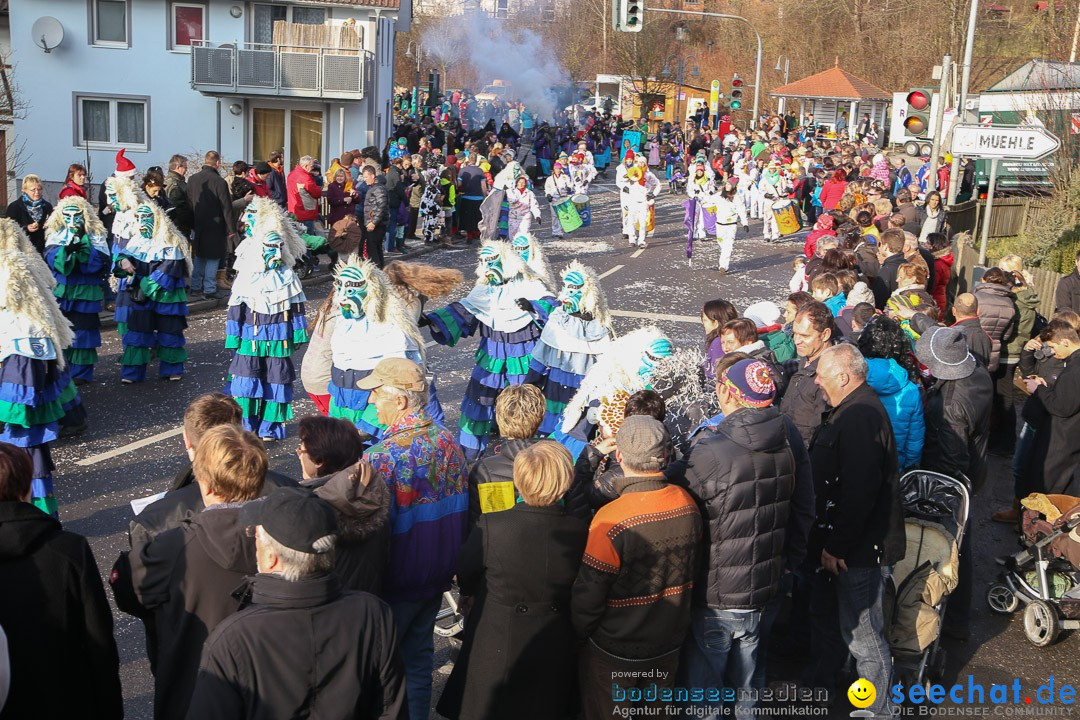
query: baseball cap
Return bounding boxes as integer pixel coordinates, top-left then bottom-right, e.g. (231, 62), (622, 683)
(356, 357), (427, 391)
(252, 486), (338, 554)
(616, 415), (670, 470)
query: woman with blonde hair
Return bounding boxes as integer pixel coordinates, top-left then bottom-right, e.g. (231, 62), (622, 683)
(438, 439), (588, 720)
(5, 175), (53, 254)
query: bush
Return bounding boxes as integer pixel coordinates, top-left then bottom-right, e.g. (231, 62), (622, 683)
(1048, 225), (1080, 274)
(1012, 172), (1080, 270)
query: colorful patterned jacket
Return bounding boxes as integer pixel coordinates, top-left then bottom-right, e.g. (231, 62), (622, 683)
(365, 410), (468, 603)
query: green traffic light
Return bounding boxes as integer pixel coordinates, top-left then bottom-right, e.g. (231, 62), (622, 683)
(731, 101), (741, 109)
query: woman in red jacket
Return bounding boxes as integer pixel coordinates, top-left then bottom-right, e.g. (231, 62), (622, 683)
(818, 168), (848, 211)
(57, 163), (88, 199)
(925, 232), (953, 311)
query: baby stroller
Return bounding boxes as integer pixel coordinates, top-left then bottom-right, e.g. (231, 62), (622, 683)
(987, 493), (1080, 646)
(885, 470), (970, 688)
(668, 169), (688, 194)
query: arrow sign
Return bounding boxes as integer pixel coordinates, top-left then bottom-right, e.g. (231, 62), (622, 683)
(950, 123), (1061, 160)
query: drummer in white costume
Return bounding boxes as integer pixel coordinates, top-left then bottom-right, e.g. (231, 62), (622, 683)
(544, 160), (575, 238)
(625, 166), (652, 248)
(636, 155), (661, 238)
(757, 159), (789, 242)
(568, 152), (597, 195)
(711, 183), (749, 274)
(614, 150), (636, 240)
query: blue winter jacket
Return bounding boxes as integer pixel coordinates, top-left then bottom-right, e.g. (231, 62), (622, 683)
(865, 357), (925, 471)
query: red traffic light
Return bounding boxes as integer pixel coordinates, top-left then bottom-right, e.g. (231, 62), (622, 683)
(732, 78), (744, 88)
(904, 116), (927, 135)
(906, 91), (929, 110)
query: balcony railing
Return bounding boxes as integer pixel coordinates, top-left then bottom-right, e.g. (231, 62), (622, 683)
(191, 41), (371, 100)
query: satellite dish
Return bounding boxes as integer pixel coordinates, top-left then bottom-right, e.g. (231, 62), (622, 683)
(32, 17), (65, 54)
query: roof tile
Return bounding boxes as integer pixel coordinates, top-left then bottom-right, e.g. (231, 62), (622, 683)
(770, 66), (891, 101)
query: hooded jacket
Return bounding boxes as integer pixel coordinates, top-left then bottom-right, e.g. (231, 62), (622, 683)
(131, 504), (258, 720)
(972, 281), (1018, 371)
(683, 407), (815, 610)
(303, 461), (391, 595)
(1004, 286), (1041, 362)
(930, 250), (954, 310)
(865, 357), (925, 471)
(808, 384), (905, 568)
(0, 502), (123, 720)
(187, 573), (407, 720)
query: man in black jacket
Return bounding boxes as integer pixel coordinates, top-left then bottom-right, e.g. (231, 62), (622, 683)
(360, 165), (387, 267)
(781, 301), (835, 446)
(1024, 320), (1080, 497)
(950, 293), (993, 368)
(682, 359), (813, 710)
(185, 151), (237, 299)
(872, 230), (907, 309)
(164, 154), (194, 238)
(187, 487), (407, 720)
(1054, 250), (1080, 313)
(807, 344), (903, 717)
(913, 322), (992, 640)
(129, 425), (267, 720)
(266, 150), (288, 209)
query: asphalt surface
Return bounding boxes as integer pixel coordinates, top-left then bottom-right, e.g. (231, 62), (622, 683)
(49, 176), (1078, 719)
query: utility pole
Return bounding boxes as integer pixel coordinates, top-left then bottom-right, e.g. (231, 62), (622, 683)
(929, 54), (951, 193)
(646, 8), (763, 123)
(947, 0), (979, 205)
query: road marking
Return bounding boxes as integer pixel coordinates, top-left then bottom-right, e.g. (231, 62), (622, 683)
(631, 248), (645, 258)
(611, 309), (700, 324)
(598, 264), (624, 279)
(425, 340), (437, 348)
(76, 427), (185, 466)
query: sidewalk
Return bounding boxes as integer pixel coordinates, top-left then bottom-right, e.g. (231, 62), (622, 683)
(98, 242), (443, 330)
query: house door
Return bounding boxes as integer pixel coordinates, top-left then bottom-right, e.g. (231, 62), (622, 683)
(251, 107), (324, 167)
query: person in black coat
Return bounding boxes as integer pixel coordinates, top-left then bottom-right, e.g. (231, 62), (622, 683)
(438, 441), (588, 720)
(127, 425), (266, 720)
(185, 151), (237, 297)
(0, 441), (123, 720)
(4, 175), (53, 254)
(1023, 321), (1080, 497)
(806, 344), (903, 718)
(871, 230), (907, 309)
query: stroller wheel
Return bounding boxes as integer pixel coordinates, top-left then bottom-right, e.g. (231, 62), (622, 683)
(986, 583), (1020, 615)
(1022, 599), (1061, 647)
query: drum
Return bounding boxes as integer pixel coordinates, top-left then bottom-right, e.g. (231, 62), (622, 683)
(554, 197), (583, 234)
(572, 194), (591, 227)
(772, 199), (802, 236)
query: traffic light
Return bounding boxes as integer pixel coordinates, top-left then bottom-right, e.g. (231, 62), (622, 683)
(615, 0), (643, 32)
(426, 71), (441, 107)
(903, 87), (933, 137)
(730, 74), (743, 110)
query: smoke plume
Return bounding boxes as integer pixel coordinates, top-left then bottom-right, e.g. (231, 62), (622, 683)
(421, 9), (569, 120)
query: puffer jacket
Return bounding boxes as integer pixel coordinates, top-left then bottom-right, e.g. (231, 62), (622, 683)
(683, 407), (815, 610)
(362, 176), (389, 226)
(865, 358), (925, 471)
(972, 281), (1018, 371)
(1004, 286), (1040, 363)
(930, 250), (954, 311)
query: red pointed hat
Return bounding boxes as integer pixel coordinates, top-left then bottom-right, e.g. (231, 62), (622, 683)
(115, 149), (136, 177)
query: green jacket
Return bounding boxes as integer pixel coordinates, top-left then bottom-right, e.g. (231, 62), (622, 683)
(762, 329), (797, 364)
(1004, 287), (1040, 362)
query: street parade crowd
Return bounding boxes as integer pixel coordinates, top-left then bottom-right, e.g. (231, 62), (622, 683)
(2, 92), (1080, 720)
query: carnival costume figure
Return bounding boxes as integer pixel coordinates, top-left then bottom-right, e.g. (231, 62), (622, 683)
(423, 241), (555, 459)
(568, 153), (597, 195)
(552, 326), (673, 460)
(543, 162), (575, 238)
(524, 261), (613, 436)
(505, 175), (541, 238)
(43, 197), (111, 382)
(510, 232), (554, 288)
(327, 258), (440, 439)
(112, 191), (191, 383)
(0, 245), (81, 516)
(224, 198), (308, 440)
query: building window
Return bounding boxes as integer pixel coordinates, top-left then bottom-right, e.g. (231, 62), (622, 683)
(540, 0), (556, 22)
(75, 95), (149, 151)
(493, 0), (509, 19)
(252, 4), (326, 46)
(170, 3), (206, 49)
(91, 0), (129, 47)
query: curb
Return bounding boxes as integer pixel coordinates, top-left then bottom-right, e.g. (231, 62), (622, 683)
(97, 242), (445, 330)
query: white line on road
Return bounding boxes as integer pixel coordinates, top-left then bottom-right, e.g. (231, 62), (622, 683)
(76, 427), (185, 466)
(425, 340), (437, 348)
(611, 309), (700, 324)
(598, 264), (624, 279)
(630, 248), (645, 258)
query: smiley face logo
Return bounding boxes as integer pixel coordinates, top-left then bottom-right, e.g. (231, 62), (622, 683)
(847, 678), (876, 709)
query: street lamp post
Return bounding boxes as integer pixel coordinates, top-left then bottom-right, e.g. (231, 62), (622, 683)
(774, 55), (790, 116)
(405, 41), (424, 117)
(662, 53), (699, 128)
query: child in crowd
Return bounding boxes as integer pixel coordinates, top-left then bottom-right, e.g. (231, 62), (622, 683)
(811, 272), (847, 316)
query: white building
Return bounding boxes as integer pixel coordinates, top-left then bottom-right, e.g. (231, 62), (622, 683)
(8, 0), (411, 193)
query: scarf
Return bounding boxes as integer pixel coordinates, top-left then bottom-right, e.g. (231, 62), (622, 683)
(22, 194), (45, 224)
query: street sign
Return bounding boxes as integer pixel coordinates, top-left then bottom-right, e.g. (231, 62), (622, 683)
(950, 123), (1061, 160)
(1071, 112), (1080, 135)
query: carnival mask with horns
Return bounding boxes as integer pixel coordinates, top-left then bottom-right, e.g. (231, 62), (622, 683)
(262, 233), (284, 270)
(336, 265), (368, 320)
(62, 204), (85, 235)
(511, 235), (531, 263)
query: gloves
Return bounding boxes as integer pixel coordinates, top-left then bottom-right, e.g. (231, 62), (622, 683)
(417, 314), (431, 328)
(622, 186), (629, 194)
(546, 195), (553, 203)
(516, 298), (534, 313)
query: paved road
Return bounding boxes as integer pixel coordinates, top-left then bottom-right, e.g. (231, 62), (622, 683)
(49, 179), (1076, 718)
